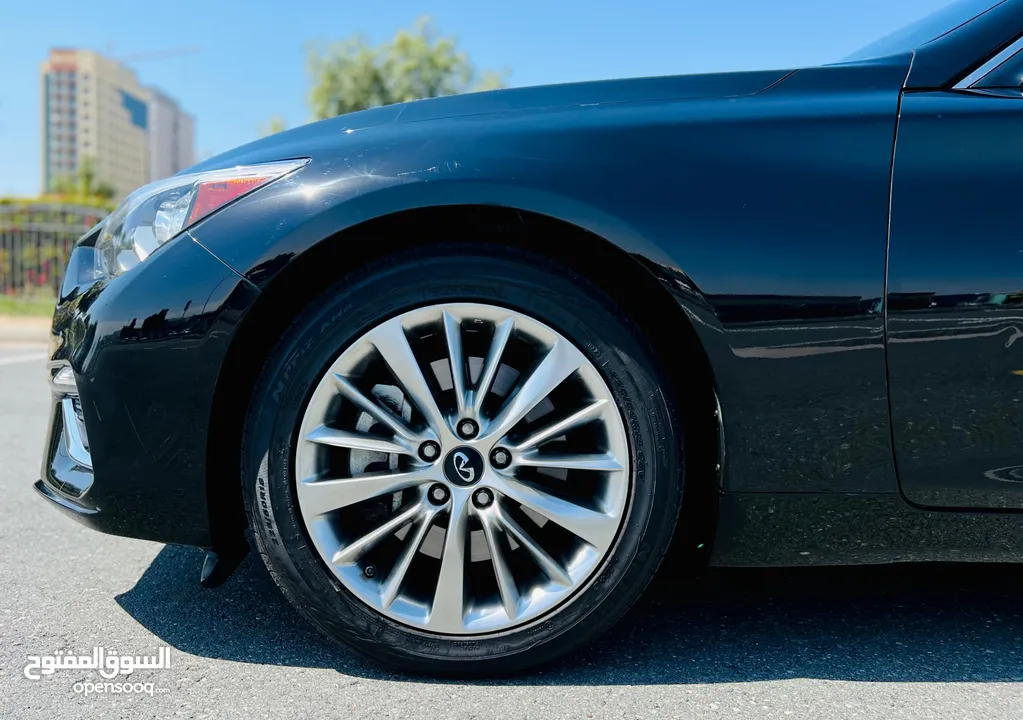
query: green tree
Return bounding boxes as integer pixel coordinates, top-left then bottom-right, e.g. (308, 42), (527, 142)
(49, 156), (114, 203)
(48, 174), (76, 196)
(77, 155), (96, 197)
(94, 182), (115, 200)
(260, 116), (288, 137)
(307, 17), (507, 120)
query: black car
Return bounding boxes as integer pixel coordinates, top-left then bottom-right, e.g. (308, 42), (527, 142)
(37, 0), (1023, 675)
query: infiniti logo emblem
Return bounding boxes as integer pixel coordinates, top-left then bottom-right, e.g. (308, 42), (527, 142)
(443, 446), (484, 486)
(453, 452), (475, 483)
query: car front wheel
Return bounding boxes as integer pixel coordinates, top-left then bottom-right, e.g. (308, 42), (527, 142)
(242, 244), (682, 675)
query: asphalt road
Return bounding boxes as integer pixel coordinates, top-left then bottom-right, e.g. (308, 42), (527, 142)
(2, 343), (1023, 719)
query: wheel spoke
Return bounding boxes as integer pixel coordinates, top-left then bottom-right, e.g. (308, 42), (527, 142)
(306, 425), (412, 455)
(495, 504), (572, 587)
(492, 476), (618, 549)
(472, 317), (514, 415)
(442, 311), (468, 416)
(512, 399), (609, 452)
(516, 451), (623, 472)
(332, 499), (425, 565)
(380, 505), (440, 608)
(428, 492), (470, 632)
(297, 302), (631, 634)
(368, 318), (449, 437)
(479, 510), (520, 621)
(332, 372), (421, 443)
(298, 467), (432, 517)
(484, 340), (585, 441)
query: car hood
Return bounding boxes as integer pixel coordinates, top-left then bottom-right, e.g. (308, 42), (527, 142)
(191, 68), (793, 172)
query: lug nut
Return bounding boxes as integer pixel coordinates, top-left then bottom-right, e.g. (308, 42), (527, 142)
(364, 565), (376, 578)
(418, 440), (441, 462)
(457, 419), (479, 440)
(490, 447), (511, 469)
(472, 488), (493, 509)
(428, 483), (449, 505)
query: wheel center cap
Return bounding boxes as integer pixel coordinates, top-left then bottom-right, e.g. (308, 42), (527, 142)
(444, 446), (485, 486)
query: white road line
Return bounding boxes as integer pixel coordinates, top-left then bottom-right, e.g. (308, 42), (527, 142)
(0, 352), (46, 367)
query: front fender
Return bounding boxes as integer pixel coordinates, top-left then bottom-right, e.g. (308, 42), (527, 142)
(193, 58), (905, 497)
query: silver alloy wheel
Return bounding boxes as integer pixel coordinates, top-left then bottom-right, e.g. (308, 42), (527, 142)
(295, 303), (630, 635)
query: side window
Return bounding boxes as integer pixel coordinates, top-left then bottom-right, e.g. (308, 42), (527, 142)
(958, 38), (1023, 89)
(977, 49), (1023, 87)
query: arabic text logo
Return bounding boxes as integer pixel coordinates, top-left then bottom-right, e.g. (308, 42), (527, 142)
(24, 646), (172, 680)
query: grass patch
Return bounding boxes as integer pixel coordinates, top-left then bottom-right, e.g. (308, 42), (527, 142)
(0, 295), (56, 317)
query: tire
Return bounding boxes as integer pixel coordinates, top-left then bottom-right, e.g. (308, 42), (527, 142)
(241, 243), (682, 676)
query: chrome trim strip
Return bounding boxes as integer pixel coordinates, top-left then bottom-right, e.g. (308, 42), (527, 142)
(954, 35), (1023, 89)
(61, 396), (92, 470)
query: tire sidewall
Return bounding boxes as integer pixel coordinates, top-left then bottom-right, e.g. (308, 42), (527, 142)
(242, 246), (680, 674)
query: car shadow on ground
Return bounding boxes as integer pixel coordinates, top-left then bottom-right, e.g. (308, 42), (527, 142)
(116, 545), (1023, 685)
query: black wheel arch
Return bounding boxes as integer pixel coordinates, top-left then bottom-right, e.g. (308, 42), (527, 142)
(203, 204), (722, 569)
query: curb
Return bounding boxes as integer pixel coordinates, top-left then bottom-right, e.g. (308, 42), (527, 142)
(0, 317), (51, 345)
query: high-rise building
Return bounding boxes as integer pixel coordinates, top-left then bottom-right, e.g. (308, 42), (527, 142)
(40, 49), (195, 200)
(148, 88), (195, 183)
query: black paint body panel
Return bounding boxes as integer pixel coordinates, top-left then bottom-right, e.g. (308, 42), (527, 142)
(41, 236), (258, 546)
(191, 58), (907, 503)
(904, 0), (1023, 89)
(35, 3), (1023, 566)
(713, 492), (1023, 566)
(888, 90), (1023, 509)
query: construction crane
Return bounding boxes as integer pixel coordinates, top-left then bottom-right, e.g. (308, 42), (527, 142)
(117, 46), (201, 63)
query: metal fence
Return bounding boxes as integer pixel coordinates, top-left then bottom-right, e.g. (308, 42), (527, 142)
(0, 203), (105, 298)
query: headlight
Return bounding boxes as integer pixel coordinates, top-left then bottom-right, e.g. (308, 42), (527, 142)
(92, 158), (308, 278)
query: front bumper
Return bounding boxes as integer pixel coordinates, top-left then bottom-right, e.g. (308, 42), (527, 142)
(36, 232), (259, 547)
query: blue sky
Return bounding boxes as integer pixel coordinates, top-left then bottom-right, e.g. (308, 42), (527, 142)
(0, 0), (950, 196)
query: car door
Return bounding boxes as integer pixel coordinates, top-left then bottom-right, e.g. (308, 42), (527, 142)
(888, 39), (1023, 508)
